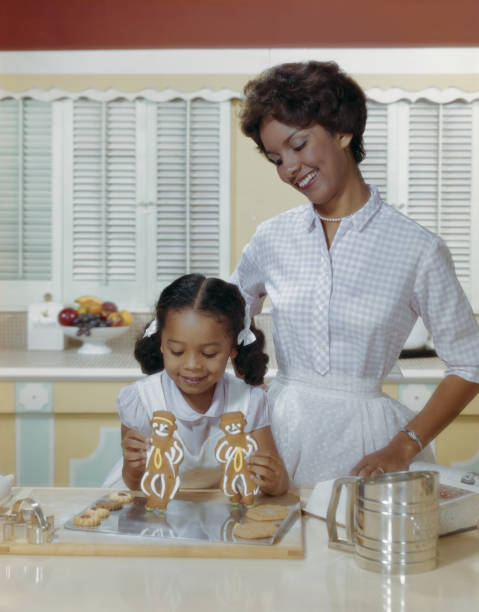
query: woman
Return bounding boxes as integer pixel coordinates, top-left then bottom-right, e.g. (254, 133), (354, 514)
(231, 60), (479, 486)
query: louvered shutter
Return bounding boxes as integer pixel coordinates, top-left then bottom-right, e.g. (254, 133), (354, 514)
(0, 92), (230, 309)
(155, 100), (188, 281)
(155, 99), (222, 285)
(407, 101), (473, 293)
(64, 98), (139, 303)
(0, 98), (52, 281)
(360, 101), (389, 200)
(440, 103), (473, 289)
(190, 99), (221, 275)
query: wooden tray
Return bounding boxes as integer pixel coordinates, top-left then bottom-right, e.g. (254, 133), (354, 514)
(0, 488), (303, 559)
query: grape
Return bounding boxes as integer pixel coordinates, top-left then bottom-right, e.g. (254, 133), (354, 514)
(72, 303), (120, 337)
(74, 312), (103, 337)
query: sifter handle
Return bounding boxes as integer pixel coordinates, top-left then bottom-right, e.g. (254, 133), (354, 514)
(326, 476), (358, 552)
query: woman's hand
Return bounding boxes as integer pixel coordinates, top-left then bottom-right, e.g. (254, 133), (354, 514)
(121, 425), (147, 489)
(247, 451), (288, 496)
(350, 433), (419, 477)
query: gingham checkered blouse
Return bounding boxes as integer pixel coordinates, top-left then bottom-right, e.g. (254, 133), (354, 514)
(231, 185), (479, 383)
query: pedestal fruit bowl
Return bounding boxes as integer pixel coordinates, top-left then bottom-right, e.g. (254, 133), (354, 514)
(58, 296), (132, 355)
(61, 325), (130, 355)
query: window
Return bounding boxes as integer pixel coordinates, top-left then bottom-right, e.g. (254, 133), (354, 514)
(1, 87), (479, 312)
(360, 91), (479, 311)
(0, 98), (54, 305)
(0, 91), (232, 309)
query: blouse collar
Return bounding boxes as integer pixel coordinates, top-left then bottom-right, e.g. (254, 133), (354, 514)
(162, 370), (225, 423)
(306, 184), (382, 233)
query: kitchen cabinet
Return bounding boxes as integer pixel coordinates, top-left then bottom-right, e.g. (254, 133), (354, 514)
(1, 348), (479, 486)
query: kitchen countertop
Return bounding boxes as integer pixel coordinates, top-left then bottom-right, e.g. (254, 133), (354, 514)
(0, 347), (445, 382)
(1, 486), (478, 612)
(0, 347), (143, 381)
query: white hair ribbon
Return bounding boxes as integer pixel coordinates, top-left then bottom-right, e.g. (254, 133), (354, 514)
(237, 304), (256, 346)
(144, 319), (158, 337)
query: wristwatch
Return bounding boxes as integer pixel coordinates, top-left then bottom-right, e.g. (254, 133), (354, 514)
(401, 427), (423, 452)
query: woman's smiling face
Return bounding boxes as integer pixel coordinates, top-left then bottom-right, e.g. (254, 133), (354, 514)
(259, 115), (353, 207)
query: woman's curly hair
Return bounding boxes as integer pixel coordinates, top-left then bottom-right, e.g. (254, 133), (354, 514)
(134, 274), (268, 386)
(240, 60), (367, 164)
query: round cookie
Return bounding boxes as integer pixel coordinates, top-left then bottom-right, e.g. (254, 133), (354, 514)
(88, 506), (110, 519)
(73, 511), (101, 527)
(233, 520), (279, 540)
(245, 504), (290, 522)
(94, 499), (123, 511)
(109, 491), (133, 505)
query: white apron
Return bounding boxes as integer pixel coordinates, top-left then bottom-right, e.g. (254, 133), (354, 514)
(268, 368), (435, 487)
(103, 375), (252, 489)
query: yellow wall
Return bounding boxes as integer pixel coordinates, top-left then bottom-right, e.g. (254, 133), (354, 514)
(435, 394), (479, 466)
(0, 382), (15, 475)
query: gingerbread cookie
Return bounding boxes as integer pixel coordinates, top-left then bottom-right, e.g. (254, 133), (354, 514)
(246, 504), (290, 522)
(215, 412), (259, 506)
(141, 411), (184, 511)
(109, 491), (133, 505)
(233, 520), (279, 540)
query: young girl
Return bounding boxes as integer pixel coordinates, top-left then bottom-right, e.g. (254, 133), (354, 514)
(104, 274), (288, 497)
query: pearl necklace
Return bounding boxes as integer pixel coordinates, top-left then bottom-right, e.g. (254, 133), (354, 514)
(316, 212), (353, 222)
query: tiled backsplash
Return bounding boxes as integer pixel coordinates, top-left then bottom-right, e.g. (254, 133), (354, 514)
(6, 310), (478, 371)
(0, 311), (279, 368)
(0, 312), (27, 348)
(0, 311), (153, 351)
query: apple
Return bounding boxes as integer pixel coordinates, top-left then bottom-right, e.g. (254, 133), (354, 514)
(58, 307), (78, 326)
(101, 301), (117, 318)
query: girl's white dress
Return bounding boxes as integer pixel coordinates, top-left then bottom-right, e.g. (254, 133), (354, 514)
(103, 371), (269, 489)
(231, 185), (479, 486)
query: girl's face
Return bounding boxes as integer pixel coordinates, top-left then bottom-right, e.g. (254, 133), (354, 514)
(160, 308), (237, 414)
(259, 115), (353, 208)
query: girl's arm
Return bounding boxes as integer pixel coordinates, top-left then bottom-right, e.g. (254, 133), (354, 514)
(248, 426), (289, 496)
(351, 375), (479, 476)
(121, 424), (147, 490)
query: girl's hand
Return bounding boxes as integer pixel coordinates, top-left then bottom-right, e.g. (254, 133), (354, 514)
(121, 426), (147, 472)
(249, 426), (289, 496)
(247, 451), (288, 496)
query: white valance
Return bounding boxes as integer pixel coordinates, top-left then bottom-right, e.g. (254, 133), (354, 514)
(365, 87), (479, 104)
(1, 86), (479, 104)
(0, 87), (242, 102)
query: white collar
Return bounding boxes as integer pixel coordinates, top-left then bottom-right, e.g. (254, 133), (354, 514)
(162, 370), (225, 423)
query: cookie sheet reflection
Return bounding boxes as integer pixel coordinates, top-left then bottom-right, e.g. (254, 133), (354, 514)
(116, 496), (244, 542)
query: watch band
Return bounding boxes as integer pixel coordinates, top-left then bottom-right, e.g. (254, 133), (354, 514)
(401, 427), (423, 452)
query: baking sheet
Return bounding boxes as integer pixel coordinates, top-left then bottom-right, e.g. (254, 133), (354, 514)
(64, 491), (300, 546)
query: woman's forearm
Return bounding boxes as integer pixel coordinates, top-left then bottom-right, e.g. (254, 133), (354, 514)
(351, 375), (479, 476)
(393, 375), (479, 463)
